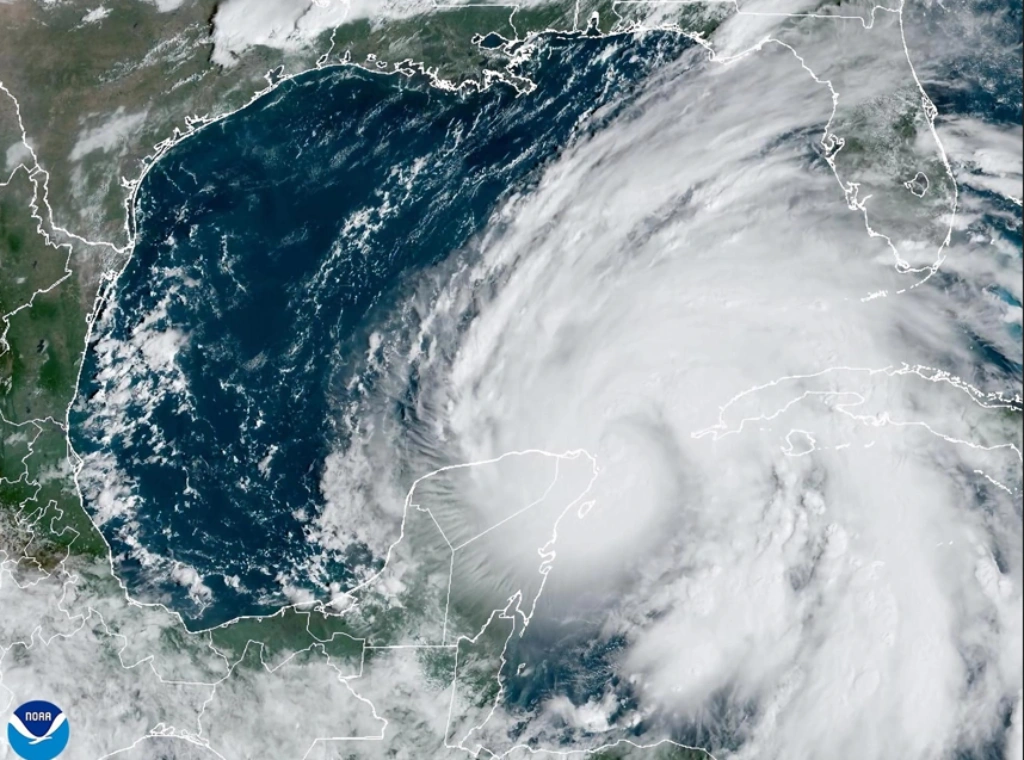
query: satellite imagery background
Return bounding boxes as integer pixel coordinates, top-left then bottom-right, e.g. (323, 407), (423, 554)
(0, 0), (1022, 758)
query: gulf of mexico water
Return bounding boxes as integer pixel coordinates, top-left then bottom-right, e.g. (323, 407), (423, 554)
(70, 31), (697, 628)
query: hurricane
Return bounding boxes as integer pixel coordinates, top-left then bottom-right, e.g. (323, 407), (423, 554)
(68, 4), (1022, 759)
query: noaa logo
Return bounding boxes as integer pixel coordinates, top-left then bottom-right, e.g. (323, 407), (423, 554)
(7, 701), (69, 760)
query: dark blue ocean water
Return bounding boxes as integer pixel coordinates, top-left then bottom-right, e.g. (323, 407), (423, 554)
(71, 31), (695, 629)
(912, 0), (1022, 127)
(918, 0), (1024, 384)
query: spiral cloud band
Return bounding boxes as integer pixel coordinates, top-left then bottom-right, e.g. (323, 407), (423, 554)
(315, 13), (1022, 760)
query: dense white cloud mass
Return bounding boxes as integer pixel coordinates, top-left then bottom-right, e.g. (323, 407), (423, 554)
(208, 0), (442, 66)
(314, 8), (1022, 760)
(209, 0), (348, 66)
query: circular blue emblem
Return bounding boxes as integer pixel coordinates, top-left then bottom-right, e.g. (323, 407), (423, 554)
(7, 701), (69, 760)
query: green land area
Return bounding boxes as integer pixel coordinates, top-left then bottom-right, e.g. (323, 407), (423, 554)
(208, 605), (365, 668)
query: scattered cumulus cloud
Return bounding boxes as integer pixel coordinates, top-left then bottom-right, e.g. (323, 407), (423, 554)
(69, 107), (149, 162)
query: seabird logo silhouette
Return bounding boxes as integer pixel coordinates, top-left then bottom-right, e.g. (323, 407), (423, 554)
(7, 701), (69, 760)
